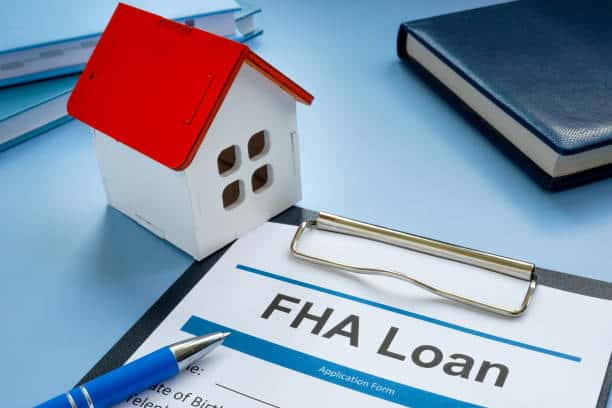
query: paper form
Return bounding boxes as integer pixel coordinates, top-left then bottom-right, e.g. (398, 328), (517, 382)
(117, 222), (612, 408)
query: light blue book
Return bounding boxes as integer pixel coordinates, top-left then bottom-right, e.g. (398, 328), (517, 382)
(0, 0), (242, 88)
(0, 74), (77, 152)
(234, 1), (264, 42)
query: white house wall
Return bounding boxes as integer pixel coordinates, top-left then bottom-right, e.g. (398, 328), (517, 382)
(93, 130), (198, 256)
(185, 62), (301, 259)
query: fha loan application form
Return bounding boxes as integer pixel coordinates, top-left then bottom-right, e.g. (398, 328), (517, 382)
(117, 222), (612, 408)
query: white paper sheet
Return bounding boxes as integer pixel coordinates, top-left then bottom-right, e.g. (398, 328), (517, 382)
(117, 222), (612, 408)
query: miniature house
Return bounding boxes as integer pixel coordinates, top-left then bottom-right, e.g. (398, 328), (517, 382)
(67, 4), (314, 260)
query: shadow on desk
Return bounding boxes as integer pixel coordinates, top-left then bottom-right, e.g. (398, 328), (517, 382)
(76, 206), (192, 303)
(391, 60), (612, 228)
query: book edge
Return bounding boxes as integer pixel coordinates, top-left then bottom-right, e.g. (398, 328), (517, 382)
(0, 6), (241, 56)
(0, 115), (71, 152)
(0, 85), (73, 122)
(398, 25), (612, 184)
(400, 23), (612, 156)
(397, 25), (612, 190)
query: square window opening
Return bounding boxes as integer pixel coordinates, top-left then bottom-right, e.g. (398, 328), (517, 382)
(218, 145), (240, 175)
(251, 164), (272, 193)
(222, 180), (244, 209)
(248, 130), (269, 160)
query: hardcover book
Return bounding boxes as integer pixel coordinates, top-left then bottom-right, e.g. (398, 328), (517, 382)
(397, 0), (612, 190)
(0, 74), (76, 152)
(0, 0), (242, 88)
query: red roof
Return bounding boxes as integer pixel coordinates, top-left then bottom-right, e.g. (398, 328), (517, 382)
(67, 3), (313, 170)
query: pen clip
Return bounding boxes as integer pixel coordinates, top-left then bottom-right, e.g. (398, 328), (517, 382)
(290, 212), (537, 317)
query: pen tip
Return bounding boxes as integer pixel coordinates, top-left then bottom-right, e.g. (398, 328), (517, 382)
(171, 331), (230, 369)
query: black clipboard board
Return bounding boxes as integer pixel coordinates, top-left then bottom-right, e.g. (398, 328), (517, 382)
(79, 206), (612, 407)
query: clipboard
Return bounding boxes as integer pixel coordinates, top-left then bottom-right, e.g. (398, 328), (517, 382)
(78, 206), (612, 407)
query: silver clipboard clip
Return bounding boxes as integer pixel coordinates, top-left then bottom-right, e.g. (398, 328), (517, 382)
(290, 212), (537, 317)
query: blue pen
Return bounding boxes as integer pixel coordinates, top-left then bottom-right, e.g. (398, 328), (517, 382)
(35, 332), (229, 408)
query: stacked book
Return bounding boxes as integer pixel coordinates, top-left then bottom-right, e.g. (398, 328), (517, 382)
(0, 0), (263, 151)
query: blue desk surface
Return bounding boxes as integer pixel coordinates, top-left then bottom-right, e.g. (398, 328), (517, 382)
(2, 1), (611, 406)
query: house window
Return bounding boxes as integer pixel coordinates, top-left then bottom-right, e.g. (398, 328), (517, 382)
(222, 180), (243, 209)
(251, 164), (272, 193)
(248, 130), (269, 160)
(217, 145), (239, 176)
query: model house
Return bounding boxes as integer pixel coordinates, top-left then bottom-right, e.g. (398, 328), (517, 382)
(67, 4), (314, 260)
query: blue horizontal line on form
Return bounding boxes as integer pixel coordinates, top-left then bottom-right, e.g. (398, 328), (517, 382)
(236, 264), (581, 363)
(182, 316), (484, 408)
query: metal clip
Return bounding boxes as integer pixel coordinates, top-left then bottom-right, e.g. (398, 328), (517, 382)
(290, 212), (537, 317)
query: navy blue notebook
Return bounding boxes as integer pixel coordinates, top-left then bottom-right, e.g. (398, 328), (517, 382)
(397, 0), (612, 190)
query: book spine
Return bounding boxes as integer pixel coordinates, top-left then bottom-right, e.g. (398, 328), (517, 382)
(396, 23), (411, 61)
